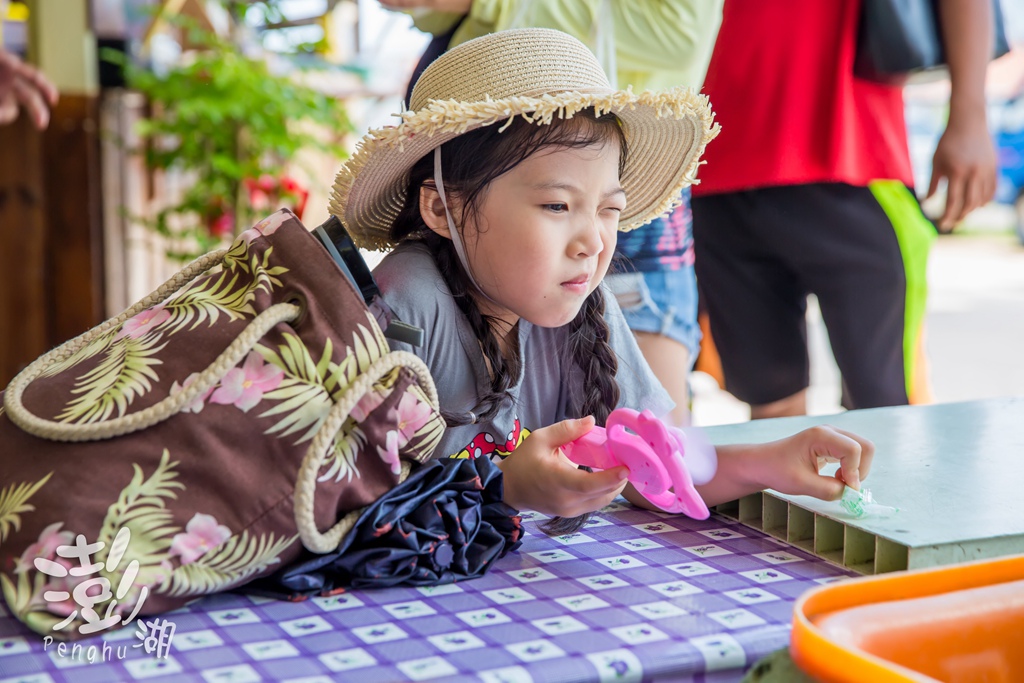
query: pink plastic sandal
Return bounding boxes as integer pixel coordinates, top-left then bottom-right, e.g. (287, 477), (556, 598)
(562, 408), (716, 519)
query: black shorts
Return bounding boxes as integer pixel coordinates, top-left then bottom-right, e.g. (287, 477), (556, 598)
(691, 182), (934, 409)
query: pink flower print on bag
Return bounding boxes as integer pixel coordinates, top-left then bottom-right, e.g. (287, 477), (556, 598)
(31, 558), (88, 617)
(370, 393), (434, 476)
(14, 522), (74, 575)
(168, 513), (232, 565)
(210, 352), (285, 412)
(169, 373), (215, 414)
(377, 431), (402, 475)
(115, 304), (170, 340)
(394, 393), (432, 446)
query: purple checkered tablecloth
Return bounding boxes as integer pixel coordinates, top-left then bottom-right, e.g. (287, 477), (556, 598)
(0, 503), (855, 683)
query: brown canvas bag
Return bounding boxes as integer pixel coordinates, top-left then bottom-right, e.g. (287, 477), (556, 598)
(0, 209), (444, 638)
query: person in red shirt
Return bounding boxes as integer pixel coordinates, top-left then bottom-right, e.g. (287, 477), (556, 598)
(691, 0), (997, 417)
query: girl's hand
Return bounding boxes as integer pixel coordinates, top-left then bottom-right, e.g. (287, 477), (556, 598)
(497, 416), (629, 516)
(759, 426), (875, 501)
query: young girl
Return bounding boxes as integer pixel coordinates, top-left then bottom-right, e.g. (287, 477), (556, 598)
(329, 28), (874, 529)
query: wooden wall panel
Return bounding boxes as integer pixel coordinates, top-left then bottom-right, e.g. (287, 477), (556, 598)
(0, 94), (104, 386)
(40, 94), (105, 347)
(0, 116), (48, 387)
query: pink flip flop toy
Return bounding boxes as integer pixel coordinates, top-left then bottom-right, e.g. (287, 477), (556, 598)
(562, 408), (717, 519)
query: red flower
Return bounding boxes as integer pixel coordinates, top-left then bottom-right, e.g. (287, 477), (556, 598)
(208, 211), (235, 238)
(279, 176), (309, 219)
(243, 174), (309, 219)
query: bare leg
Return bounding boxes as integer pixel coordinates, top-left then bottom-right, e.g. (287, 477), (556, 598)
(633, 331), (691, 427)
(750, 389), (807, 419)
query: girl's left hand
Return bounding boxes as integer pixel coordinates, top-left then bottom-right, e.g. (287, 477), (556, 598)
(759, 425), (875, 501)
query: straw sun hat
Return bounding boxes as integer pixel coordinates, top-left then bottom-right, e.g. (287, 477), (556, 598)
(330, 28), (719, 252)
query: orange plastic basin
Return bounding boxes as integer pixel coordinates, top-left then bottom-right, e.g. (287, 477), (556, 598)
(791, 554), (1024, 683)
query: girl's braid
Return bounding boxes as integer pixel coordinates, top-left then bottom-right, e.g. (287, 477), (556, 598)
(540, 286), (620, 536)
(426, 233), (521, 427)
(572, 286), (620, 426)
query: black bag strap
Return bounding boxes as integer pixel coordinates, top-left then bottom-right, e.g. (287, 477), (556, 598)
(313, 216), (424, 348)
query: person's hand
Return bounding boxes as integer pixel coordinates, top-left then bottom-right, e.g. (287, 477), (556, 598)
(378, 0), (472, 12)
(927, 114), (997, 233)
(496, 416), (629, 516)
(757, 425), (875, 501)
(0, 48), (58, 130)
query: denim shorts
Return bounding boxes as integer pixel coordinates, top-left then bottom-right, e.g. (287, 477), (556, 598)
(605, 267), (702, 370)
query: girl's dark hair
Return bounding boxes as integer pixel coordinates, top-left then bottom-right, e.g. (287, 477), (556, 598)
(390, 110), (626, 535)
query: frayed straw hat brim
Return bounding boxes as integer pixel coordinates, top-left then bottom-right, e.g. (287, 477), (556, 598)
(329, 29), (719, 252)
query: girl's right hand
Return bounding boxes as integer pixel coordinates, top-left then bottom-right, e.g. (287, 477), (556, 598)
(694, 425), (875, 508)
(496, 416), (629, 516)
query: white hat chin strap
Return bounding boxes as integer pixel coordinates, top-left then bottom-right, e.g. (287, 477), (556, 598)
(433, 146), (494, 303)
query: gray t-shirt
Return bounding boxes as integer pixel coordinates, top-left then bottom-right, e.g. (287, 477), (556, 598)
(374, 241), (674, 459)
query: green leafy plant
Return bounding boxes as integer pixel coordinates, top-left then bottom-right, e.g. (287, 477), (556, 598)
(113, 25), (351, 260)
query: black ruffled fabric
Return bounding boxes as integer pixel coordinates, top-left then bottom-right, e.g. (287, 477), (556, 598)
(249, 456), (522, 597)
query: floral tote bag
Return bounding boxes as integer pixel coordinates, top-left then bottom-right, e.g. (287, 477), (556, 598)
(0, 209), (447, 639)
